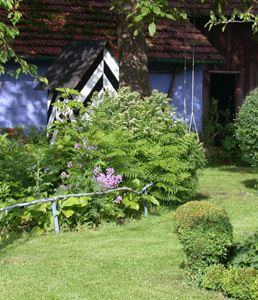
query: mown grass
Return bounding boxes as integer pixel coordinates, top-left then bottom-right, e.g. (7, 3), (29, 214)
(196, 166), (258, 237)
(0, 166), (257, 300)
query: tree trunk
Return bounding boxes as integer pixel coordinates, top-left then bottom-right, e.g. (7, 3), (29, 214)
(116, 0), (150, 97)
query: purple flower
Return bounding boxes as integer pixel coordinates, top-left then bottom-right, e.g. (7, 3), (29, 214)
(88, 145), (98, 151)
(93, 166), (100, 175)
(55, 184), (69, 194)
(113, 195), (122, 204)
(106, 168), (114, 175)
(59, 184), (69, 190)
(67, 161), (73, 167)
(74, 143), (80, 150)
(61, 171), (70, 177)
(83, 138), (88, 148)
(93, 167), (123, 190)
(77, 163), (83, 168)
(44, 167), (50, 174)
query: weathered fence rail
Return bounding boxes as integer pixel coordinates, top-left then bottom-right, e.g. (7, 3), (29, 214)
(0, 182), (153, 234)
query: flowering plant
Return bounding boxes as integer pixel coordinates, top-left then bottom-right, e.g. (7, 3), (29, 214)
(78, 88), (206, 204)
(93, 167), (123, 190)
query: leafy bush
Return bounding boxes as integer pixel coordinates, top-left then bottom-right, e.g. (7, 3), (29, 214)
(230, 231), (258, 269)
(47, 131), (159, 228)
(221, 266), (258, 300)
(0, 117), (158, 232)
(0, 132), (142, 232)
(0, 88), (205, 233)
(0, 133), (63, 233)
(202, 264), (258, 300)
(201, 263), (226, 290)
(236, 87), (258, 169)
(173, 201), (233, 273)
(76, 88), (206, 204)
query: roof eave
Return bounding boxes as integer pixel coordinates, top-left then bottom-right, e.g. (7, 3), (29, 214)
(148, 58), (225, 65)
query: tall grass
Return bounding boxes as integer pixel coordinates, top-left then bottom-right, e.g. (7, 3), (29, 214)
(0, 166), (257, 300)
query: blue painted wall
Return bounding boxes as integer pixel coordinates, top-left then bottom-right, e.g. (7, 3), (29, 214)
(0, 60), (203, 131)
(149, 64), (203, 131)
(0, 60), (51, 129)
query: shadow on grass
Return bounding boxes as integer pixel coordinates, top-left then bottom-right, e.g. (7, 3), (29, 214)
(193, 193), (210, 201)
(219, 166), (256, 174)
(242, 178), (258, 189)
(0, 231), (30, 257)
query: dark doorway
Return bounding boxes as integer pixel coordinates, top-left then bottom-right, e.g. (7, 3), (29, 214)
(210, 73), (235, 124)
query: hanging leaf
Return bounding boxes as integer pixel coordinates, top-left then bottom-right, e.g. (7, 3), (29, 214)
(122, 196), (140, 211)
(166, 13), (176, 21)
(141, 7), (149, 16)
(31, 202), (49, 212)
(148, 22), (156, 36)
(153, 7), (161, 15)
(16, 68), (21, 79)
(141, 195), (160, 206)
(78, 196), (89, 207)
(21, 211), (32, 221)
(62, 209), (74, 218)
(128, 202), (139, 210)
(62, 197), (81, 207)
(135, 15), (143, 22)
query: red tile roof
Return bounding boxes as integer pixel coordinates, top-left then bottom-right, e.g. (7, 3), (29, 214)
(2, 0), (225, 62)
(147, 19), (223, 62)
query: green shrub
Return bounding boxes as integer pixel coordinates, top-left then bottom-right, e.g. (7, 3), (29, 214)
(230, 231), (258, 269)
(236, 87), (258, 169)
(0, 133), (64, 234)
(173, 201), (233, 272)
(202, 264), (258, 300)
(222, 266), (258, 300)
(0, 88), (206, 233)
(77, 88), (206, 204)
(201, 263), (226, 290)
(0, 131), (140, 231)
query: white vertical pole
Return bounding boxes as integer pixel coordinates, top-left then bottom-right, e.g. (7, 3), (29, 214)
(51, 201), (60, 234)
(144, 190), (148, 216)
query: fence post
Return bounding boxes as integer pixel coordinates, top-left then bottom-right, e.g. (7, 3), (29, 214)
(144, 190), (148, 216)
(51, 201), (60, 234)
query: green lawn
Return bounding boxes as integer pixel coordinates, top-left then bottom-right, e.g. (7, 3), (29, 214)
(0, 166), (257, 300)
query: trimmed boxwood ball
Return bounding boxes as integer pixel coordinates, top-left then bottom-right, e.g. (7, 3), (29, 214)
(173, 201), (233, 271)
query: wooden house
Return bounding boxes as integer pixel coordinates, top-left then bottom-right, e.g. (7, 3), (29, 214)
(3, 0), (250, 131)
(182, 0), (258, 122)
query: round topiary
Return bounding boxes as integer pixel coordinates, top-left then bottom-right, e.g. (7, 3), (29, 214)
(173, 201), (233, 271)
(236, 87), (258, 169)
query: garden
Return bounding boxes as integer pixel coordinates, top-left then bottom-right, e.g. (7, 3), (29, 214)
(0, 88), (257, 299)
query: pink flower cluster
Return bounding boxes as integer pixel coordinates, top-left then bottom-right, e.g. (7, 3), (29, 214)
(112, 195), (122, 204)
(93, 167), (123, 190)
